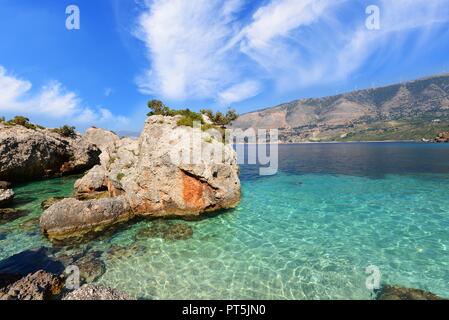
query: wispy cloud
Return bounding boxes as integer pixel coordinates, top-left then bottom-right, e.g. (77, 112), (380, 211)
(0, 66), (129, 129)
(135, 0), (449, 103)
(218, 80), (261, 105)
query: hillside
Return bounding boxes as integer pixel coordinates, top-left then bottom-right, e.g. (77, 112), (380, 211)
(232, 74), (449, 142)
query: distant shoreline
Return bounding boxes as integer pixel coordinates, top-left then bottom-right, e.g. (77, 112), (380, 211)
(235, 140), (448, 145)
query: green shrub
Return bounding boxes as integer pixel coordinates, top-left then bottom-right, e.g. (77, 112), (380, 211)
(6, 116), (42, 130)
(116, 173), (125, 181)
(52, 125), (76, 137)
(0, 116), (5, 123)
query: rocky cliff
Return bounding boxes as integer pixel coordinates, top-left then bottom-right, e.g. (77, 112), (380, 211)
(232, 73), (449, 142)
(40, 115), (241, 240)
(0, 123), (101, 182)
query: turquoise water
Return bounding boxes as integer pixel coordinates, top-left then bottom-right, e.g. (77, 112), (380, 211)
(1, 143), (449, 299)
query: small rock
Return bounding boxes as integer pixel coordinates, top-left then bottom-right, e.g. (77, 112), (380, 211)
(0, 181), (11, 190)
(0, 208), (29, 224)
(0, 189), (14, 207)
(62, 284), (131, 300)
(376, 285), (446, 300)
(41, 197), (66, 210)
(73, 251), (106, 283)
(0, 270), (63, 300)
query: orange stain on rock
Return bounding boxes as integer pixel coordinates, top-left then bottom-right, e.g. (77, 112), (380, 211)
(182, 173), (205, 209)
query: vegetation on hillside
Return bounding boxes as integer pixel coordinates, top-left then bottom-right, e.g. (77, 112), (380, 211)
(51, 125), (77, 137)
(1, 116), (45, 130)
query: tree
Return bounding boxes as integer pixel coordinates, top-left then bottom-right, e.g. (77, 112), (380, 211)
(147, 99), (172, 116)
(53, 125), (76, 137)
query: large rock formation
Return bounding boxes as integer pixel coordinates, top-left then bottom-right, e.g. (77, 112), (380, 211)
(40, 115), (241, 240)
(0, 123), (101, 182)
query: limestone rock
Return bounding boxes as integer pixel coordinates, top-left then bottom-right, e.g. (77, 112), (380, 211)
(0, 189), (14, 207)
(41, 197), (66, 210)
(91, 115), (241, 218)
(74, 165), (107, 194)
(0, 270), (63, 300)
(62, 284), (131, 300)
(376, 285), (445, 300)
(0, 181), (11, 190)
(0, 124), (101, 182)
(40, 197), (133, 240)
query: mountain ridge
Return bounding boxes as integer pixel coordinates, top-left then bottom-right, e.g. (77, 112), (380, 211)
(232, 73), (449, 142)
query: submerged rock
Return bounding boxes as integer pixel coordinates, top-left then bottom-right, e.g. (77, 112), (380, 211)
(73, 251), (106, 283)
(0, 270), (63, 300)
(62, 284), (131, 300)
(105, 244), (145, 261)
(0, 189), (14, 207)
(0, 123), (100, 183)
(0, 208), (29, 224)
(41, 197), (66, 210)
(376, 285), (446, 300)
(19, 217), (40, 232)
(134, 220), (193, 241)
(40, 197), (133, 241)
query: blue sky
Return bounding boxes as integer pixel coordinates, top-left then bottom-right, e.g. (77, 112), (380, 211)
(1, 0), (449, 131)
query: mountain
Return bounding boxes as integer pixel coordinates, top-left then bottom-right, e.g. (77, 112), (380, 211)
(232, 74), (449, 142)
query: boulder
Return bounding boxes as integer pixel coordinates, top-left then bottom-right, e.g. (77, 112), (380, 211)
(74, 165), (107, 194)
(0, 270), (63, 300)
(81, 115), (240, 218)
(40, 197), (133, 241)
(40, 115), (240, 240)
(0, 124), (101, 182)
(62, 284), (131, 300)
(0, 189), (14, 207)
(0, 181), (11, 190)
(0, 208), (28, 224)
(376, 285), (445, 300)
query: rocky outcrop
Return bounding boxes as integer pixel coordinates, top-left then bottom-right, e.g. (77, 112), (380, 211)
(0, 270), (63, 300)
(435, 132), (449, 143)
(40, 197), (133, 241)
(42, 115), (240, 241)
(79, 115), (240, 217)
(0, 189), (14, 207)
(62, 284), (131, 300)
(0, 123), (101, 182)
(0, 181), (11, 189)
(376, 285), (446, 300)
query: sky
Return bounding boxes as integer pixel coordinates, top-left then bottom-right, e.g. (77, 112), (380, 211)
(1, 0), (449, 132)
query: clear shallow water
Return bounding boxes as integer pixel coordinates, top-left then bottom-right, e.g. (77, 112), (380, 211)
(1, 143), (449, 299)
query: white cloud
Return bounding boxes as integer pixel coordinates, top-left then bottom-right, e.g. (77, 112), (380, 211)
(135, 0), (449, 102)
(218, 80), (261, 105)
(0, 66), (129, 129)
(136, 0), (240, 100)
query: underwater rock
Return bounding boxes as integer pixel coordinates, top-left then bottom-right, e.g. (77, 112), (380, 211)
(0, 270), (63, 300)
(0, 189), (14, 207)
(134, 220), (193, 241)
(0, 208), (29, 224)
(41, 197), (66, 210)
(164, 223), (194, 241)
(73, 251), (106, 283)
(376, 285), (446, 300)
(40, 196), (133, 241)
(19, 217), (40, 233)
(105, 244), (145, 261)
(62, 284), (131, 300)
